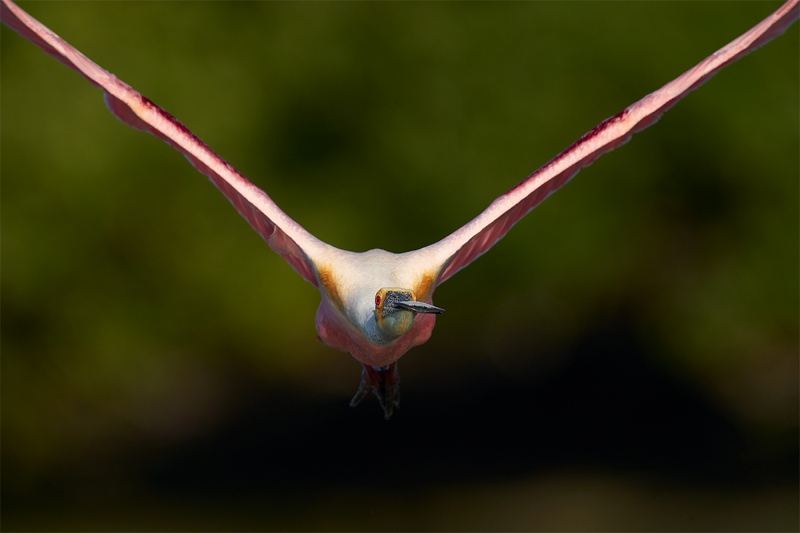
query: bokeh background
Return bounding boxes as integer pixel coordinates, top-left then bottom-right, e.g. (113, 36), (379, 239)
(2, 1), (798, 530)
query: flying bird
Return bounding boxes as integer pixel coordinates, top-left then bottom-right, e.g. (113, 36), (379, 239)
(2, 0), (797, 418)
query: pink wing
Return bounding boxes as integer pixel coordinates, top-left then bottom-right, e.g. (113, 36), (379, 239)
(423, 0), (799, 286)
(0, 0), (333, 286)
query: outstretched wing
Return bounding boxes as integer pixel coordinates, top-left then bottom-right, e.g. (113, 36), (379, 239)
(0, 0), (334, 286)
(421, 0), (799, 287)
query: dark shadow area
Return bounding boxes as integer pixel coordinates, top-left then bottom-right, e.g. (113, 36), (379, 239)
(5, 305), (794, 529)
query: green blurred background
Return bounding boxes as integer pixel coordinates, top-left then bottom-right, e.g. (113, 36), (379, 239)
(2, 1), (798, 530)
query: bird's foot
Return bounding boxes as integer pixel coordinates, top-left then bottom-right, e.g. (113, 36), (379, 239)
(350, 363), (400, 420)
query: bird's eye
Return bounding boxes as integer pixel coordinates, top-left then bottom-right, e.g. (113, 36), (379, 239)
(375, 294), (381, 307)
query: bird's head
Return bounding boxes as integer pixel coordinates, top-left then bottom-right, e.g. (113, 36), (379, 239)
(374, 287), (445, 339)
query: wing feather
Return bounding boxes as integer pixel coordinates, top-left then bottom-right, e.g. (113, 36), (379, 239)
(1, 0), (332, 286)
(422, 0), (799, 287)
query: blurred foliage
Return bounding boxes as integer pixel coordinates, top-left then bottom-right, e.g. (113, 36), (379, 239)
(1, 1), (798, 530)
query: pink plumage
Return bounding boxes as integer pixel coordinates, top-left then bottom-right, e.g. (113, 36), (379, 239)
(2, 0), (797, 417)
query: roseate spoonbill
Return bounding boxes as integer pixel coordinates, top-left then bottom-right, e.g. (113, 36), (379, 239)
(2, 0), (797, 418)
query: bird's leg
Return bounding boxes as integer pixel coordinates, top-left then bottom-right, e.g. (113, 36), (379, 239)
(349, 362), (400, 419)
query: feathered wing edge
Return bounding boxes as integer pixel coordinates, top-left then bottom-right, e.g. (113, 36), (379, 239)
(1, 0), (333, 287)
(422, 0), (799, 288)
(5, 0), (797, 291)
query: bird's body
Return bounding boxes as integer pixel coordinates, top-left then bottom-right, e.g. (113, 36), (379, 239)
(305, 247), (447, 414)
(314, 248), (440, 366)
(2, 0), (797, 417)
